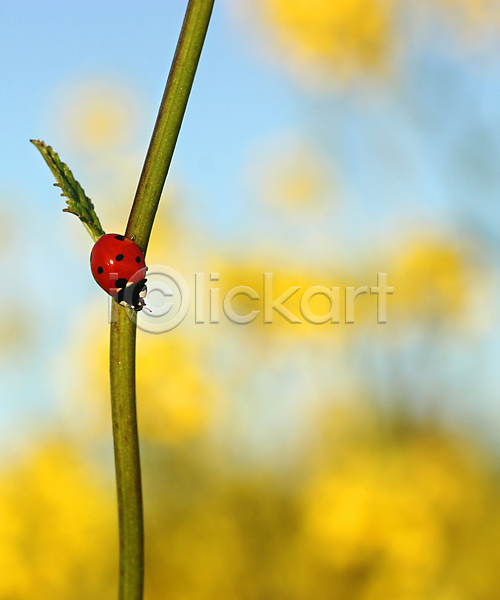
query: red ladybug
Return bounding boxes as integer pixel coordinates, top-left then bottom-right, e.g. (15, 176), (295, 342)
(90, 233), (148, 311)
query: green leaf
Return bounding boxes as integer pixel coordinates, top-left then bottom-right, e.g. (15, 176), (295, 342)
(31, 140), (105, 242)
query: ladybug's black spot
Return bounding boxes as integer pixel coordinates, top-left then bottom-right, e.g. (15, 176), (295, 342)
(135, 256), (141, 263)
(116, 254), (124, 261)
(97, 266), (104, 274)
(115, 278), (128, 290)
(114, 235), (126, 241)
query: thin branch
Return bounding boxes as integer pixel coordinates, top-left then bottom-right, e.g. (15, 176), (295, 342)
(110, 2), (215, 599)
(126, 0), (215, 251)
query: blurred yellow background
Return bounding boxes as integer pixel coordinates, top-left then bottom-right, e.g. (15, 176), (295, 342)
(2, 0), (500, 598)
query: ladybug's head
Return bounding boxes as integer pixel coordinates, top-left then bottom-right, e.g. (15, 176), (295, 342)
(114, 278), (148, 311)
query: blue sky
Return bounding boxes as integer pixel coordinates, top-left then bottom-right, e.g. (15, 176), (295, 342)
(0, 0), (303, 446)
(2, 0), (500, 452)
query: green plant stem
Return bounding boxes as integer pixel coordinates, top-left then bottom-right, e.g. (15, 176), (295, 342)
(109, 2), (215, 599)
(110, 305), (142, 599)
(126, 0), (215, 252)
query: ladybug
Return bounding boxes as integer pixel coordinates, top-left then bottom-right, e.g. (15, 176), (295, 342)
(90, 233), (148, 311)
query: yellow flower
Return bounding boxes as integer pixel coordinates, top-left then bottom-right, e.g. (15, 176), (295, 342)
(391, 237), (467, 321)
(0, 443), (116, 599)
(211, 260), (371, 341)
(55, 79), (140, 154)
(255, 0), (398, 82)
(135, 332), (219, 443)
(302, 405), (500, 599)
